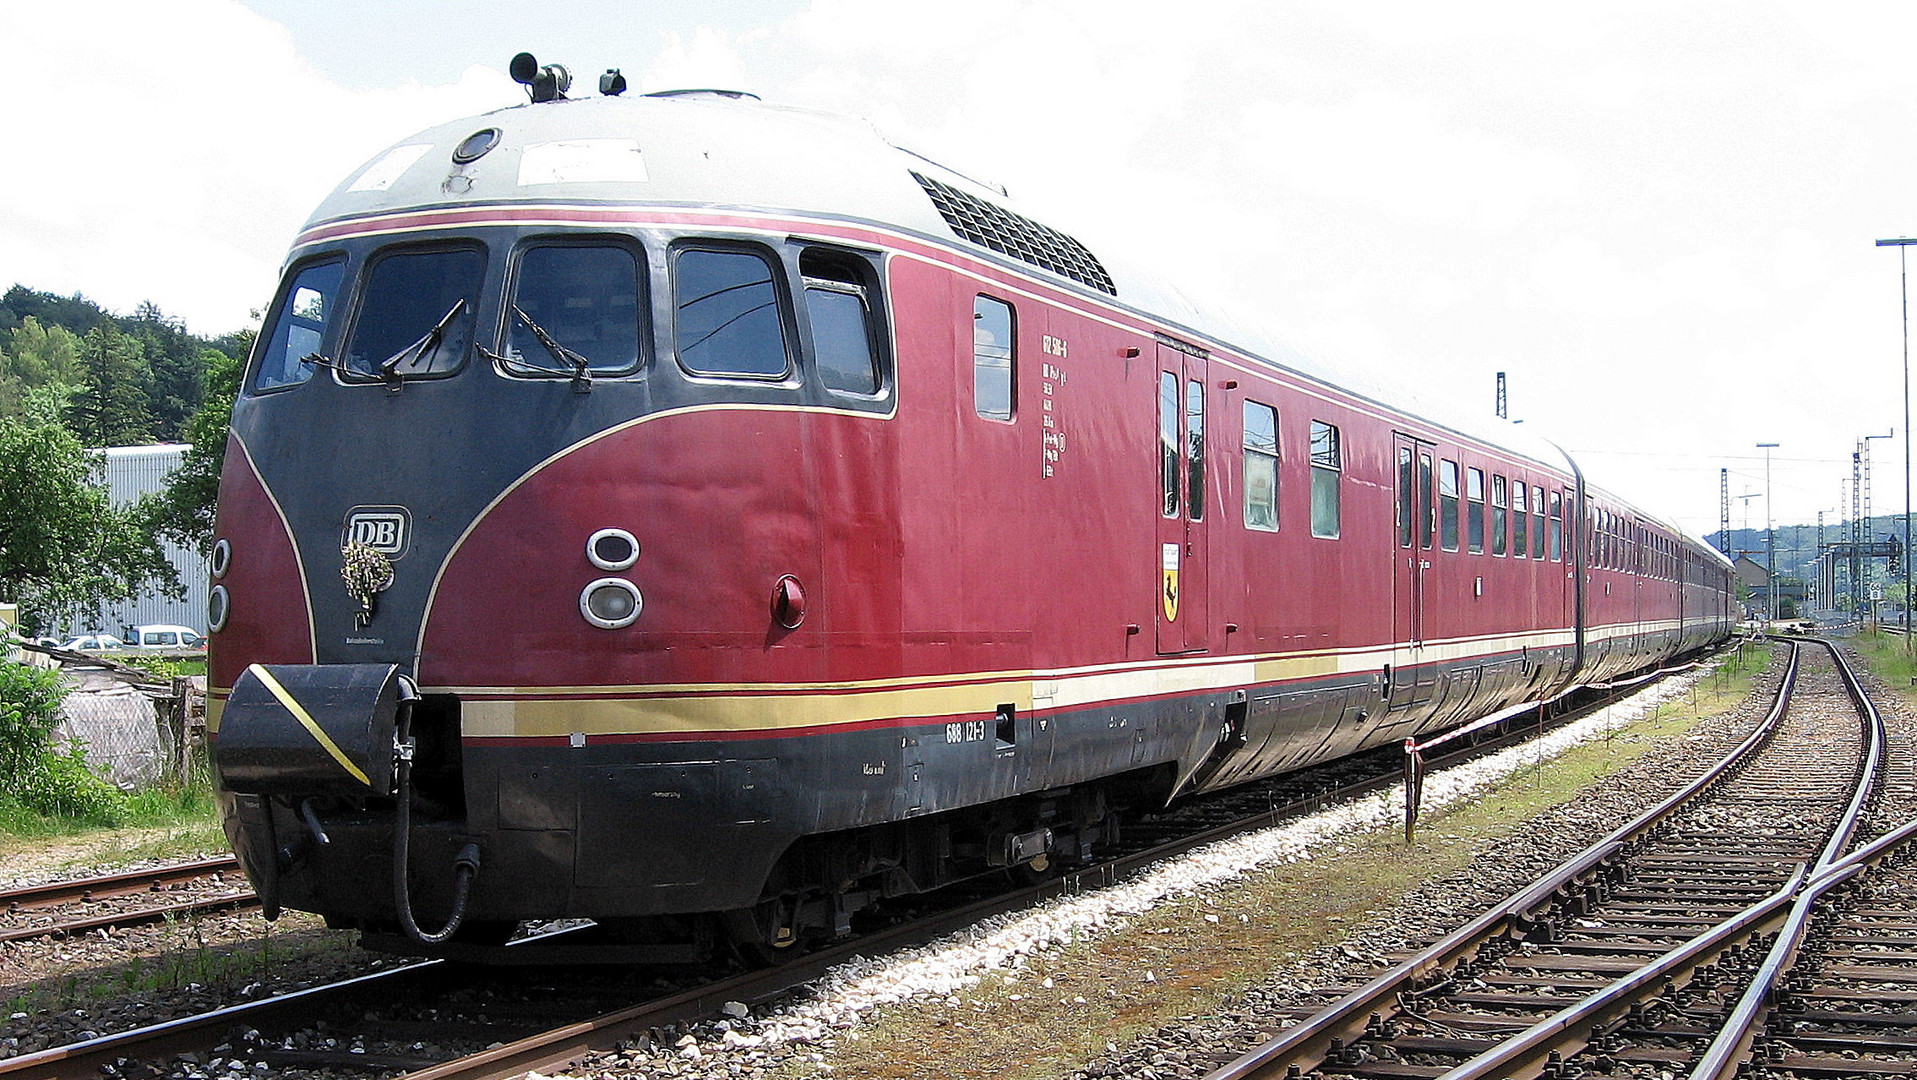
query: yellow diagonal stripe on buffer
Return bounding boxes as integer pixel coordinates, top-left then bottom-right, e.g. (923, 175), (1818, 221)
(246, 664), (372, 786)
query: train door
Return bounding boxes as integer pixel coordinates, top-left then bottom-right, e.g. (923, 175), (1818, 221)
(1156, 345), (1209, 654)
(1389, 434), (1438, 710)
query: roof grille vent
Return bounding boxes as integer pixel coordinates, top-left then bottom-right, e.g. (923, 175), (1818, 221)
(910, 171), (1116, 296)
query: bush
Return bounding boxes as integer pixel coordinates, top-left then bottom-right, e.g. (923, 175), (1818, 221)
(0, 659), (128, 823)
(13, 745), (128, 822)
(0, 660), (66, 778)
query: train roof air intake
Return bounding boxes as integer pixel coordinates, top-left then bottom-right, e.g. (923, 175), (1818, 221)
(910, 171), (1117, 296)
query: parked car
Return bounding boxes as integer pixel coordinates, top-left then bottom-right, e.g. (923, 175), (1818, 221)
(60, 633), (126, 651)
(122, 624), (205, 650)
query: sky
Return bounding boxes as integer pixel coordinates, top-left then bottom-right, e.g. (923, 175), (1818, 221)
(5, 0), (1916, 545)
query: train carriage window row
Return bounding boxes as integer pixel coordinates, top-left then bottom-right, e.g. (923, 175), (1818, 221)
(910, 172), (1117, 296)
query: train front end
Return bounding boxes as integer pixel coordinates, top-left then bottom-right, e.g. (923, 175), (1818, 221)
(206, 83), (909, 954)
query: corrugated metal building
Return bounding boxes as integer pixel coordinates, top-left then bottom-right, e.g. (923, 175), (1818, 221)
(63, 444), (210, 638)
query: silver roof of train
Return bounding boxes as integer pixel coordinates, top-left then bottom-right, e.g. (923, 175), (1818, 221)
(306, 91), (1720, 560)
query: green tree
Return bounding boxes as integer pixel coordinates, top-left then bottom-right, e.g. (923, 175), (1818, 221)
(3, 316), (85, 387)
(0, 317), (86, 425)
(0, 416), (180, 632)
(66, 320), (153, 446)
(128, 300), (204, 439)
(148, 341), (245, 553)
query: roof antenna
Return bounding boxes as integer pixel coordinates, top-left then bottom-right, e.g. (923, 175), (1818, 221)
(510, 52), (571, 103)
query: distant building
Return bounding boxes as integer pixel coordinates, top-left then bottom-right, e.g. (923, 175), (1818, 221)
(63, 444), (209, 638)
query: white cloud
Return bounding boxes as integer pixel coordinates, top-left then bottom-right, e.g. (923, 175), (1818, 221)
(10, 0), (1917, 538)
(0, 2), (514, 335)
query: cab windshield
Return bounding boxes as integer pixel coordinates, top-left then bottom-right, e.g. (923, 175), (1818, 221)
(342, 247), (484, 381)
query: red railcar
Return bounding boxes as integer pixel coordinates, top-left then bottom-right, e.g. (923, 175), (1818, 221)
(208, 72), (1734, 956)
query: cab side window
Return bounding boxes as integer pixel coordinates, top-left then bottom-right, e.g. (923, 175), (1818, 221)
(801, 249), (884, 396)
(253, 258), (345, 392)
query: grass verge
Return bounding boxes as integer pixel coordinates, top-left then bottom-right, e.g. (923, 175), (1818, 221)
(0, 770), (225, 870)
(1850, 630), (1917, 706)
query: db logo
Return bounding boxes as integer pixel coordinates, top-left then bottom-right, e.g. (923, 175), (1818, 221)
(342, 506), (412, 559)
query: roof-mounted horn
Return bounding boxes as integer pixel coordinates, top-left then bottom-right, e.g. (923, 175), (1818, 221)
(510, 52), (571, 103)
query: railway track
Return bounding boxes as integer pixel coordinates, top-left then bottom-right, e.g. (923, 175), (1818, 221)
(1, 652), (1736, 1080)
(0, 857), (257, 944)
(1203, 637), (1913, 1080)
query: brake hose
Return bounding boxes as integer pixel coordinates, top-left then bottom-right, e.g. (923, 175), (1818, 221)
(391, 682), (481, 943)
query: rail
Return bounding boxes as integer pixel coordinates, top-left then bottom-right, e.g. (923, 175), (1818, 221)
(1209, 636), (1906, 1080)
(1205, 639), (1809, 1080)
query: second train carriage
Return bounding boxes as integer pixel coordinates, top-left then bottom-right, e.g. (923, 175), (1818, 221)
(208, 72), (1736, 954)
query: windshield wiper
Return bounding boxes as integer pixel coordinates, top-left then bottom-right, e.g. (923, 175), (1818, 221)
(512, 304), (594, 393)
(376, 298), (467, 391)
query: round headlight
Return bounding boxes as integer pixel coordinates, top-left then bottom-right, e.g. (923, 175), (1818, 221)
(587, 528), (639, 571)
(580, 578), (642, 628)
(211, 538), (232, 579)
(208, 585), (231, 633)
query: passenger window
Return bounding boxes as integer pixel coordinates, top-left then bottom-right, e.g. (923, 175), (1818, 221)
(1513, 482), (1529, 558)
(1397, 447), (1414, 548)
(973, 295), (1015, 420)
(1244, 402), (1278, 532)
(344, 246), (484, 381)
(1551, 491), (1564, 561)
(1532, 488), (1547, 560)
(1467, 468), (1485, 554)
(1160, 372), (1181, 518)
(1419, 452), (1435, 549)
(505, 243), (643, 377)
(1310, 421), (1341, 538)
(1491, 475), (1508, 556)
(674, 247), (790, 378)
(1186, 379), (1205, 521)
(1438, 459), (1460, 551)
(802, 253), (882, 395)
(254, 258), (345, 391)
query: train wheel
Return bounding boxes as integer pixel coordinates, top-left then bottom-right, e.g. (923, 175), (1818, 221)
(1010, 852), (1059, 886)
(719, 898), (805, 966)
